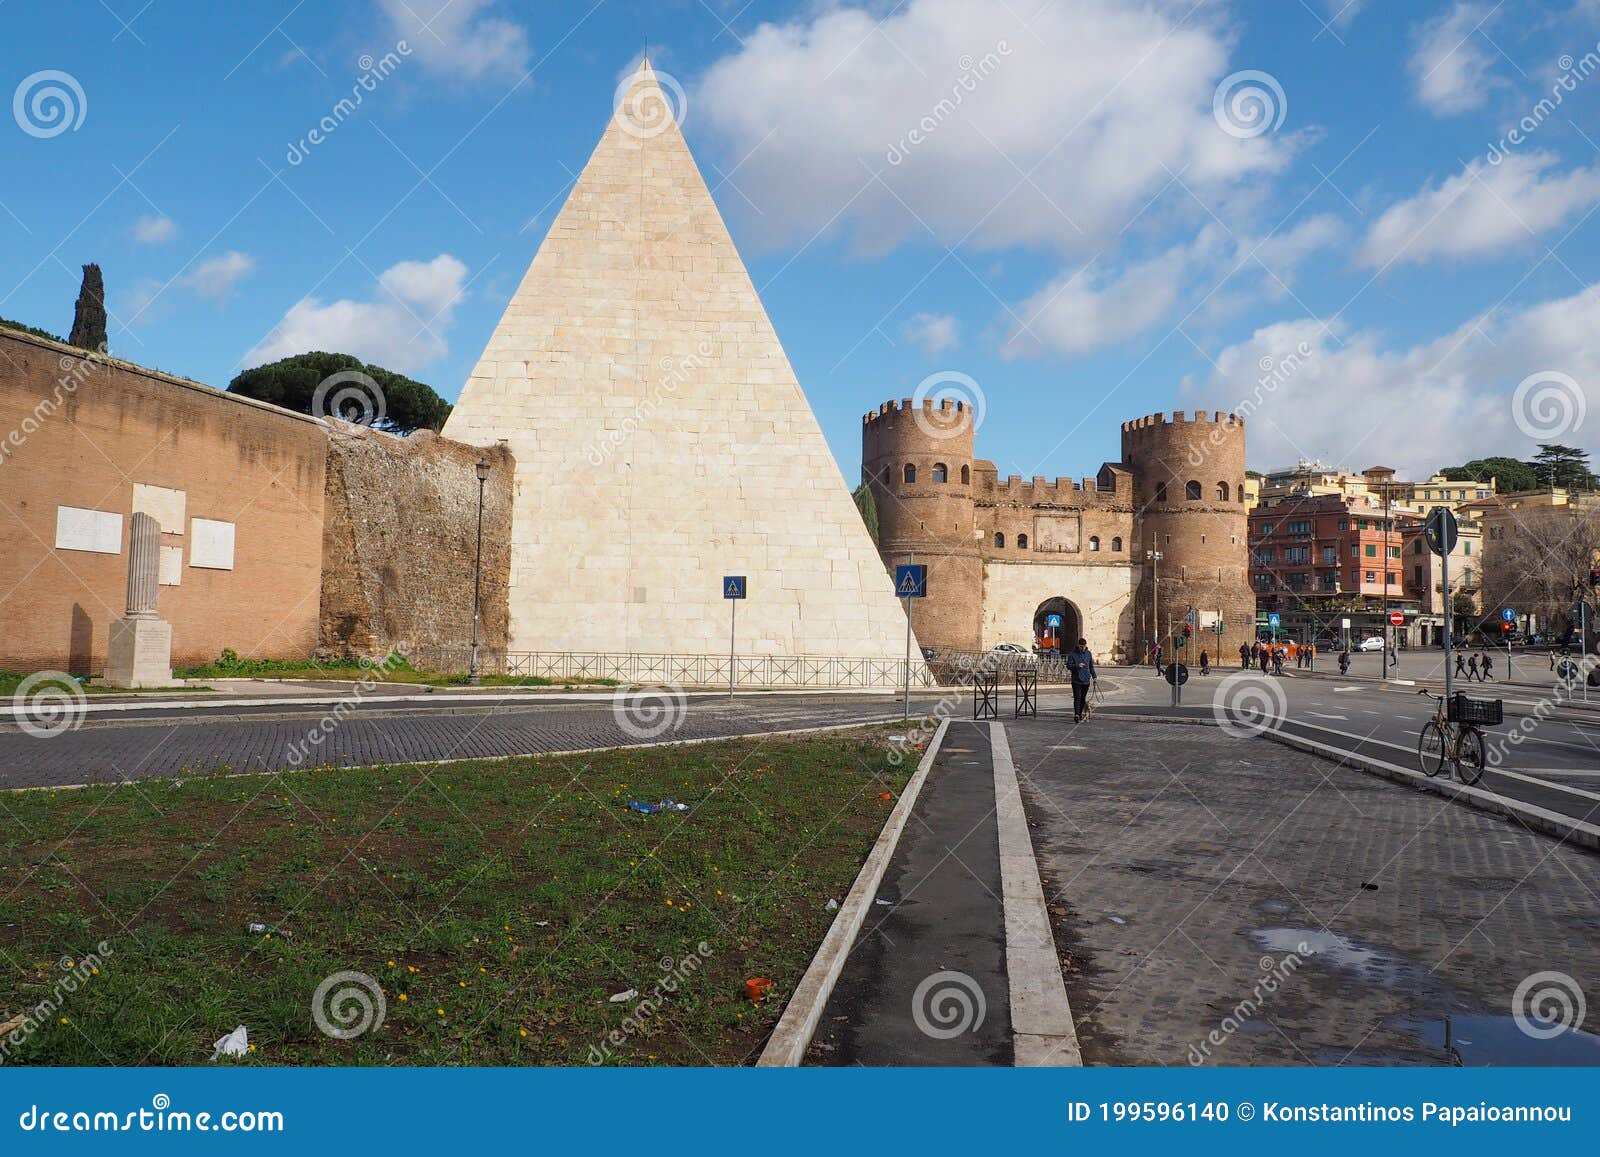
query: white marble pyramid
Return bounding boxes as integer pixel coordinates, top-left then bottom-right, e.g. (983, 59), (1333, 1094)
(444, 60), (918, 659)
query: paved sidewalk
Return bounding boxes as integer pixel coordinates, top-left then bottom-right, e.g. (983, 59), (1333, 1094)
(807, 722), (1012, 1065)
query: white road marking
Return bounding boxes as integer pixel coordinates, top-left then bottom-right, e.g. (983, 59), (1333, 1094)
(1305, 712), (1348, 721)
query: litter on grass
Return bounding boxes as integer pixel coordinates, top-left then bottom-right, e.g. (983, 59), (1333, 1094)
(824, 898), (839, 911)
(608, 989), (639, 1003)
(626, 799), (690, 815)
(210, 1025), (249, 1061)
(245, 922), (290, 937)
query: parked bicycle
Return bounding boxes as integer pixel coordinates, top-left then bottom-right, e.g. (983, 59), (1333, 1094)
(1416, 689), (1501, 785)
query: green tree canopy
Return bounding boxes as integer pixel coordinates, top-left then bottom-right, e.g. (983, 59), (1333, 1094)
(1439, 456), (1538, 493)
(1531, 444), (1597, 491)
(228, 351), (451, 434)
(852, 480), (880, 546)
(68, 263), (107, 353)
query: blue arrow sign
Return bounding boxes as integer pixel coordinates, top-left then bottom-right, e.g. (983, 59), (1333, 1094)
(894, 564), (927, 598)
(1501, 608), (1515, 622)
(723, 576), (746, 599)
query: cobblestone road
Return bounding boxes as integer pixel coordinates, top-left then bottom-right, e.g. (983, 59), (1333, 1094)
(0, 694), (920, 789)
(1007, 718), (1600, 1066)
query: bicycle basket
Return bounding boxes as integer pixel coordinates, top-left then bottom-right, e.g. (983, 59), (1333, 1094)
(1448, 693), (1503, 726)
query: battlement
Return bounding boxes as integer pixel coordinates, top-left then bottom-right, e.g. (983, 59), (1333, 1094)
(1120, 410), (1243, 433)
(862, 397), (973, 425)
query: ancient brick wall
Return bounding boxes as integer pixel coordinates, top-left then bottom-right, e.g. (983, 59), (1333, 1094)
(318, 426), (513, 663)
(0, 329), (327, 673)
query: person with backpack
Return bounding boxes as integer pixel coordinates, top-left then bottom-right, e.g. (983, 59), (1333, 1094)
(1065, 637), (1096, 723)
(1481, 651), (1495, 682)
(1466, 653), (1480, 681)
(1455, 652), (1467, 679)
(1338, 648), (1350, 676)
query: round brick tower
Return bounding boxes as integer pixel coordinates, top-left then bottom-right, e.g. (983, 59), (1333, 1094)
(861, 398), (984, 654)
(1120, 411), (1255, 664)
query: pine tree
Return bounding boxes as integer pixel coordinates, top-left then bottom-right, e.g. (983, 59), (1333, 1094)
(68, 264), (107, 352)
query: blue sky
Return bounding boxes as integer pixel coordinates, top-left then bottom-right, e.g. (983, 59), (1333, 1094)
(3, 0), (1599, 482)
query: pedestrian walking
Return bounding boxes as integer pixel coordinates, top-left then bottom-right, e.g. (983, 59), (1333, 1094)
(1240, 642), (1251, 669)
(1065, 637), (1096, 723)
(1481, 651), (1494, 681)
(1259, 646), (1270, 674)
(1466, 653), (1480, 681)
(1455, 652), (1467, 678)
(1199, 649), (1210, 676)
(1271, 647), (1285, 677)
(1338, 648), (1350, 676)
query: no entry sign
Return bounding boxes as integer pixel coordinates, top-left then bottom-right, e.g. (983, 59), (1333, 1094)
(1388, 611), (1404, 627)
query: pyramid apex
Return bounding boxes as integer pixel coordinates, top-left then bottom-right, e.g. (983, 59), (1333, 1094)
(612, 54), (685, 138)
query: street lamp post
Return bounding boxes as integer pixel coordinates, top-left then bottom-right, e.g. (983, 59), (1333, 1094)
(468, 459), (490, 687)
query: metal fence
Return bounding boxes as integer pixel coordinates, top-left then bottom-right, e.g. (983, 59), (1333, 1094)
(403, 648), (941, 689)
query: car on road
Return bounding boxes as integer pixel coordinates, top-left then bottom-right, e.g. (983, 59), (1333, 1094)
(989, 642), (1036, 662)
(1356, 636), (1386, 652)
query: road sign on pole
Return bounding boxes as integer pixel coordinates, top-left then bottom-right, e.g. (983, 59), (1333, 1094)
(1500, 607), (1515, 622)
(1424, 506), (1458, 557)
(896, 562), (927, 721)
(723, 576), (746, 697)
(1388, 611), (1404, 627)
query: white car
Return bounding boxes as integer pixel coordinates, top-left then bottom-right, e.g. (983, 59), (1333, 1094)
(990, 643), (1036, 662)
(1356, 636), (1386, 652)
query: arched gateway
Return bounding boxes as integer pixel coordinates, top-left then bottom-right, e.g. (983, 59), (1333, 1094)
(1032, 597), (1082, 655)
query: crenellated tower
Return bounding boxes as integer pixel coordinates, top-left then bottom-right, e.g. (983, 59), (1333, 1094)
(861, 398), (984, 652)
(1120, 411), (1255, 661)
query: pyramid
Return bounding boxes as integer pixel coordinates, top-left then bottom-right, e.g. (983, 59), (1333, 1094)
(443, 60), (920, 660)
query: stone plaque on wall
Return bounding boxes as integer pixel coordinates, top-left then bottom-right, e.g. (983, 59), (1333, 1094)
(159, 545), (183, 586)
(190, 518), (235, 570)
(55, 506), (123, 554)
(1032, 513), (1081, 553)
(133, 483), (187, 534)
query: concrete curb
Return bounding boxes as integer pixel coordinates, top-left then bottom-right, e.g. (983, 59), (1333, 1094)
(757, 719), (951, 1066)
(990, 723), (1082, 1067)
(1088, 712), (1600, 853)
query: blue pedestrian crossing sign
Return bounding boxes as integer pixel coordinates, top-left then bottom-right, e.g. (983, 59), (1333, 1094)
(895, 564), (927, 598)
(723, 575), (747, 600)
(1046, 613), (1062, 628)
(1500, 607), (1516, 622)
(1268, 613), (1281, 627)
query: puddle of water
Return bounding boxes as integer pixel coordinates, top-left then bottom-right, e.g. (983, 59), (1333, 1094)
(1394, 1014), (1600, 1067)
(1250, 927), (1425, 989)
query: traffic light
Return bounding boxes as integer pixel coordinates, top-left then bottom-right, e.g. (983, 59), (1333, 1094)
(1590, 566), (1600, 589)
(1500, 621), (1515, 635)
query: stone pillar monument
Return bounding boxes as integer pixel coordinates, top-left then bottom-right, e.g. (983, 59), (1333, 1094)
(106, 512), (173, 687)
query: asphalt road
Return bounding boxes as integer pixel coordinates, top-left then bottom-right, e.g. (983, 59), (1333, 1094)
(1099, 665), (1600, 828)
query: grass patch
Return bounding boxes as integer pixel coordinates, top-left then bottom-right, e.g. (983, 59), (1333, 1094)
(170, 651), (617, 689)
(0, 728), (911, 1066)
(0, 671), (203, 696)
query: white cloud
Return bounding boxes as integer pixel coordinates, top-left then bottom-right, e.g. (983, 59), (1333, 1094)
(697, 0), (1299, 258)
(132, 215), (177, 244)
(377, 0), (529, 83)
(1325, 0), (1364, 28)
(244, 254), (468, 372)
(1410, 2), (1499, 115)
(1246, 213), (1345, 276)
(1006, 244), (1194, 357)
(1359, 151), (1600, 268)
(902, 312), (960, 355)
(1181, 286), (1600, 477)
(182, 251), (255, 300)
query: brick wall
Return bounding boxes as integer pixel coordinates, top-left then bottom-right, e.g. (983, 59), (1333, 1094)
(318, 426), (512, 662)
(0, 329), (327, 673)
